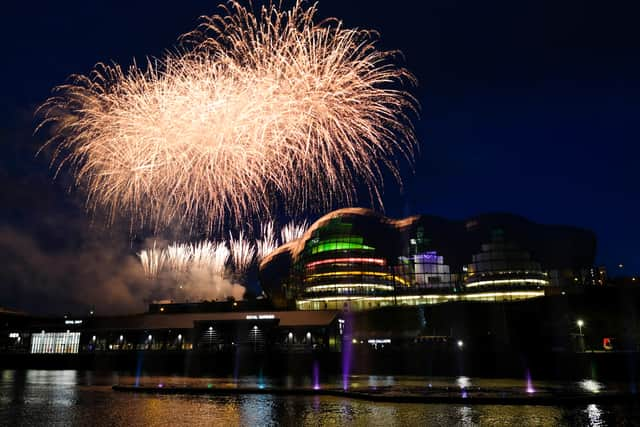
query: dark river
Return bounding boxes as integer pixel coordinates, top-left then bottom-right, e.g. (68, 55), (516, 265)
(1, 370), (639, 426)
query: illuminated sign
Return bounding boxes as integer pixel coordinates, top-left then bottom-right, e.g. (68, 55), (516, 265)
(367, 339), (391, 344)
(9, 333), (19, 338)
(64, 320), (83, 325)
(245, 314), (276, 320)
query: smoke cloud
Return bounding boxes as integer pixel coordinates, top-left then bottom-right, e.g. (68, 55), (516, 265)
(0, 226), (245, 315)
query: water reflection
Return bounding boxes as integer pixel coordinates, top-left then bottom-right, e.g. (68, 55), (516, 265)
(0, 371), (638, 426)
(586, 404), (604, 426)
(457, 406), (474, 425)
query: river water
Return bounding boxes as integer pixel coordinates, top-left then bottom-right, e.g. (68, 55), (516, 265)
(1, 370), (639, 426)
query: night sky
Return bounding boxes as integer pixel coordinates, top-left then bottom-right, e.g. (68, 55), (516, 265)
(1, 0), (638, 313)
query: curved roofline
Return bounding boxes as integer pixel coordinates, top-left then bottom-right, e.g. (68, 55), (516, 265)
(258, 207), (596, 270)
(259, 207), (421, 268)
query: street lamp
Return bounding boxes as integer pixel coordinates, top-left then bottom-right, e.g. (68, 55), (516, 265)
(577, 319), (584, 336)
(457, 340), (464, 349)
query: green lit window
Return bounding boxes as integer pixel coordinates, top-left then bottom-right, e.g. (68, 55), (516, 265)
(311, 240), (374, 254)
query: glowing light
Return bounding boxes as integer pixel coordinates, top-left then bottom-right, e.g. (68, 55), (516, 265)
(311, 241), (374, 255)
(37, 1), (417, 231)
(580, 379), (602, 394)
(304, 271), (409, 286)
(526, 369), (535, 393)
(462, 291), (545, 299)
(305, 257), (386, 269)
(367, 339), (391, 344)
(456, 376), (470, 388)
(245, 314), (275, 319)
(296, 291), (545, 308)
(305, 283), (395, 293)
(464, 278), (549, 288)
(457, 340), (464, 348)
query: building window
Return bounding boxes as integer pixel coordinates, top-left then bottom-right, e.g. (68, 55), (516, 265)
(30, 331), (80, 354)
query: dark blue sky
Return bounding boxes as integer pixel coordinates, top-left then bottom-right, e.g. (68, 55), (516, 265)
(0, 0), (639, 311)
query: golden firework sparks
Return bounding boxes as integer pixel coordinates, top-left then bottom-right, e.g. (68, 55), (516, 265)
(38, 1), (417, 231)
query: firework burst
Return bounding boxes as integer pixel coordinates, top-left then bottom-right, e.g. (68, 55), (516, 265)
(280, 219), (308, 243)
(166, 243), (192, 272)
(38, 1), (417, 231)
(138, 242), (166, 278)
(229, 231), (256, 273)
(256, 221), (278, 260)
(211, 241), (231, 275)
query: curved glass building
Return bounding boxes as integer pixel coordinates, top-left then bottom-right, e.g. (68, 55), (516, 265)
(259, 208), (595, 311)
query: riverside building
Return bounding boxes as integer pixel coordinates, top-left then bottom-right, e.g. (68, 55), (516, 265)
(259, 208), (595, 311)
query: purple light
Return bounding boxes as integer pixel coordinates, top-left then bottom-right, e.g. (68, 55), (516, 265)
(342, 314), (353, 390)
(158, 383), (164, 388)
(312, 360), (320, 390)
(526, 369), (535, 394)
(416, 251), (438, 261)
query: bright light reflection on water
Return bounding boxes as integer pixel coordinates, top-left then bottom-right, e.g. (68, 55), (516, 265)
(0, 371), (639, 426)
(586, 404), (604, 426)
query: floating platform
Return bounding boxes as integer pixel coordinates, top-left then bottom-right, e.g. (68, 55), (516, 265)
(112, 384), (637, 405)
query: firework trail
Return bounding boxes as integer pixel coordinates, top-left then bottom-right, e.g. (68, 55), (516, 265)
(137, 242), (166, 278)
(256, 221), (278, 260)
(189, 241), (216, 270)
(229, 231), (256, 273)
(166, 243), (192, 272)
(37, 0), (417, 231)
(281, 219), (308, 243)
(211, 241), (231, 275)
(140, 239), (242, 301)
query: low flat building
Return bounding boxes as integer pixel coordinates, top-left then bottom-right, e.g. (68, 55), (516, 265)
(1, 307), (343, 355)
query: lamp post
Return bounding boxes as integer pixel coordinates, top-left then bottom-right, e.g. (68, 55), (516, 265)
(577, 319), (584, 336)
(576, 319), (585, 352)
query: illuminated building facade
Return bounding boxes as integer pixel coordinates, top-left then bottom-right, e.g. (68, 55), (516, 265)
(259, 208), (596, 310)
(463, 230), (550, 292)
